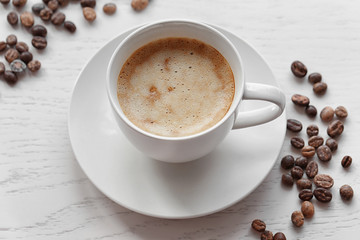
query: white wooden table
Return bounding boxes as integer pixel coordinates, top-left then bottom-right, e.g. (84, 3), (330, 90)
(1, 0), (360, 239)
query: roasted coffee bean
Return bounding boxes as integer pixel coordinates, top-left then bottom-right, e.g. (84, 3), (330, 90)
(0, 0), (10, 4)
(341, 155), (352, 168)
(15, 42), (29, 53)
(306, 161), (318, 178)
(327, 120), (344, 138)
(251, 219), (266, 232)
(314, 174), (334, 189)
(6, 34), (17, 46)
(305, 105), (317, 117)
(282, 173), (294, 186)
(340, 185), (353, 201)
(291, 94), (309, 106)
(31, 24), (47, 37)
(7, 11), (19, 25)
(19, 51), (33, 64)
(291, 136), (304, 149)
(40, 8), (53, 21)
(32, 36), (47, 49)
(83, 7), (96, 22)
(296, 178), (312, 190)
(0, 62), (5, 75)
(301, 201), (314, 218)
(281, 155), (294, 169)
(291, 166), (304, 179)
(131, 0), (149, 11)
(20, 11), (34, 27)
(64, 21), (76, 33)
(27, 60), (41, 72)
(287, 119), (302, 132)
(47, 0), (58, 11)
(10, 59), (26, 73)
(301, 146), (315, 158)
(261, 231), (273, 240)
(317, 145), (332, 161)
(335, 106), (348, 118)
(273, 232), (286, 240)
(299, 189), (313, 201)
(314, 188), (332, 202)
(81, 0), (96, 8)
(306, 124), (319, 137)
(308, 136), (324, 148)
(320, 106), (334, 122)
(313, 82), (327, 95)
(51, 12), (65, 25)
(5, 48), (20, 63)
(291, 211), (304, 227)
(0, 41), (7, 52)
(3, 70), (18, 85)
(326, 138), (338, 152)
(32, 3), (46, 14)
(295, 156), (308, 169)
(12, 0), (27, 7)
(308, 72), (322, 84)
(103, 3), (116, 14)
(291, 60), (307, 77)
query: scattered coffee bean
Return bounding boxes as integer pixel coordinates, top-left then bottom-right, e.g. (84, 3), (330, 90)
(47, 0), (58, 11)
(295, 156), (308, 169)
(32, 36), (47, 49)
(296, 178), (312, 190)
(290, 136), (304, 149)
(103, 3), (116, 14)
(10, 59), (26, 73)
(51, 12), (66, 25)
(290, 60), (307, 78)
(131, 0), (149, 11)
(313, 82), (327, 95)
(81, 0), (96, 8)
(19, 51), (33, 64)
(251, 219), (266, 232)
(32, 2), (46, 15)
(335, 106), (348, 118)
(6, 34), (17, 46)
(308, 72), (322, 84)
(0, 0), (10, 4)
(40, 8), (53, 21)
(273, 232), (286, 240)
(301, 201), (315, 218)
(314, 188), (332, 202)
(320, 106), (334, 122)
(340, 185), (353, 201)
(326, 138), (338, 152)
(83, 7), (96, 22)
(314, 174), (334, 189)
(20, 11), (34, 27)
(261, 231), (273, 240)
(291, 211), (304, 227)
(0, 41), (7, 52)
(64, 21), (76, 33)
(306, 124), (319, 137)
(3, 70), (18, 85)
(317, 145), (332, 162)
(301, 146), (315, 158)
(281, 155), (294, 170)
(0, 62), (5, 75)
(27, 60), (41, 72)
(299, 189), (313, 201)
(341, 155), (352, 168)
(5, 48), (20, 63)
(291, 166), (304, 179)
(327, 120), (344, 138)
(308, 135), (324, 148)
(291, 94), (309, 106)
(7, 11), (19, 25)
(306, 161), (318, 178)
(305, 105), (317, 117)
(12, 0), (27, 7)
(15, 42), (29, 53)
(31, 24), (48, 37)
(282, 173), (294, 186)
(287, 119), (302, 132)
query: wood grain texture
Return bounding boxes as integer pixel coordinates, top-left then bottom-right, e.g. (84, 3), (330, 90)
(1, 0), (360, 239)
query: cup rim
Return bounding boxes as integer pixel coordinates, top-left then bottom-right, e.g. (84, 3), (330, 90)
(106, 18), (244, 141)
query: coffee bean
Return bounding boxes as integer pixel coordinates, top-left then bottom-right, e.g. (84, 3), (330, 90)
(7, 11), (19, 25)
(313, 82), (327, 95)
(305, 105), (317, 117)
(326, 138), (338, 152)
(291, 211), (304, 227)
(291, 94), (309, 106)
(306, 124), (319, 137)
(6, 34), (17, 46)
(299, 189), (313, 201)
(301, 201), (314, 218)
(317, 145), (332, 161)
(314, 188), (332, 202)
(273, 232), (286, 240)
(282, 173), (294, 186)
(306, 161), (318, 178)
(340, 185), (353, 201)
(3, 70), (18, 85)
(251, 219), (266, 232)
(12, 0), (27, 7)
(27, 60), (41, 72)
(47, 0), (58, 11)
(20, 51), (33, 64)
(40, 8), (53, 21)
(64, 21), (76, 33)
(281, 155), (294, 169)
(0, 0), (10, 4)
(291, 166), (304, 179)
(15, 42), (29, 53)
(0, 62), (5, 75)
(341, 155), (352, 168)
(32, 3), (46, 14)
(20, 11), (34, 27)
(261, 231), (273, 240)
(327, 120), (344, 138)
(131, 0), (149, 11)
(291, 136), (304, 149)
(295, 156), (308, 169)
(5, 48), (20, 63)
(301, 146), (315, 158)
(57, 0), (68, 7)
(83, 7), (96, 22)
(296, 178), (312, 190)
(308, 72), (322, 84)
(103, 3), (116, 14)
(10, 59), (26, 73)
(335, 106), (348, 118)
(320, 106), (334, 122)
(32, 36), (47, 49)
(0, 41), (7, 52)
(287, 119), (302, 132)
(308, 136), (324, 148)
(81, 0), (96, 8)
(290, 60), (307, 78)
(51, 12), (66, 25)
(314, 174), (334, 189)
(31, 24), (48, 37)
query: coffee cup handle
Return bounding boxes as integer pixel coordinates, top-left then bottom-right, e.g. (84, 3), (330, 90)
(232, 83), (286, 129)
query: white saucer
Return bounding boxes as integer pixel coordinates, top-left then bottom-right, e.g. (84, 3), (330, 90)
(68, 25), (286, 219)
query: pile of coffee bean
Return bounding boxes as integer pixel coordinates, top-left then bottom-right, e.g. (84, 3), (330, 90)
(251, 219), (287, 240)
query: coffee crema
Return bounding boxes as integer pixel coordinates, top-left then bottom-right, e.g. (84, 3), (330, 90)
(117, 37), (235, 137)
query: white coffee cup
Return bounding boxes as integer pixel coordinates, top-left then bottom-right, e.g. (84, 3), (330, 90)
(106, 19), (286, 163)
